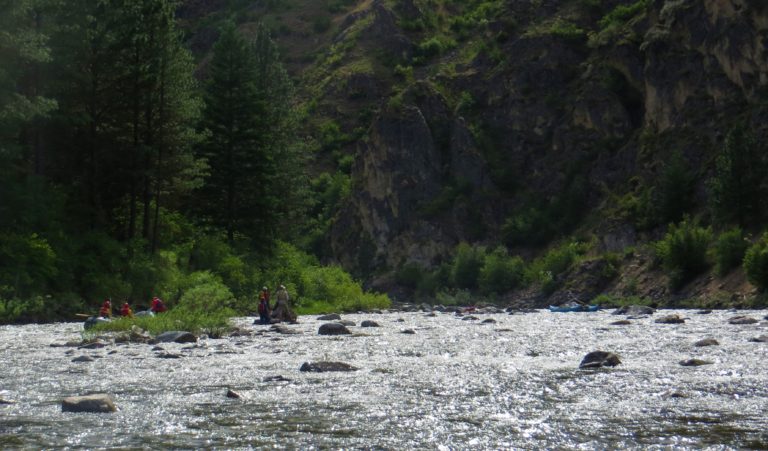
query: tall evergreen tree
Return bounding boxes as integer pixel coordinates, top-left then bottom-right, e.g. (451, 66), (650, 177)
(708, 124), (767, 228)
(200, 22), (306, 249)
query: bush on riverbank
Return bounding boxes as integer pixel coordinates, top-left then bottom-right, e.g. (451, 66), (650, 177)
(744, 233), (768, 291)
(89, 307), (235, 337)
(655, 218), (711, 289)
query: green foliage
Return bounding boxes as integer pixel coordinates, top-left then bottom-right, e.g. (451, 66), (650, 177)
(450, 242), (486, 289)
(395, 262), (426, 289)
(708, 124), (768, 227)
(654, 218), (712, 289)
(714, 227), (748, 276)
(318, 120), (352, 152)
(91, 306), (234, 337)
(502, 176), (589, 246)
(598, 0), (650, 30)
(0, 233), (57, 299)
(526, 241), (589, 293)
(546, 19), (586, 41)
(177, 271), (236, 312)
(416, 35), (457, 61)
(656, 150), (695, 224)
(591, 294), (653, 307)
(435, 289), (473, 306)
(0, 296), (46, 323)
(478, 247), (525, 294)
(743, 233), (768, 291)
(261, 242), (390, 313)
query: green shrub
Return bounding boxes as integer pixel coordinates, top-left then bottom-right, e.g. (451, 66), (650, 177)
(654, 218), (712, 289)
(395, 262), (425, 289)
(450, 242), (486, 289)
(177, 271), (236, 312)
(526, 241), (589, 293)
(435, 288), (472, 306)
(715, 227), (748, 276)
(478, 247), (525, 294)
(90, 306), (235, 337)
(744, 233), (768, 291)
(416, 35), (456, 60)
(598, 0), (650, 30)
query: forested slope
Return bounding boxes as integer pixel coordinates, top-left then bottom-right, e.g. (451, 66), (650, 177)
(3, 0), (768, 321)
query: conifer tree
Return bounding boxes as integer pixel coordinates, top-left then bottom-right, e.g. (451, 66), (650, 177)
(709, 124), (767, 227)
(200, 22), (306, 250)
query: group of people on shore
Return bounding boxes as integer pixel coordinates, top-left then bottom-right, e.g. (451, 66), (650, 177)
(256, 284), (297, 325)
(96, 284), (295, 324)
(97, 296), (167, 319)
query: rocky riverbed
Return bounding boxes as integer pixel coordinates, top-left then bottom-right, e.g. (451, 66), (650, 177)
(1, 308), (767, 449)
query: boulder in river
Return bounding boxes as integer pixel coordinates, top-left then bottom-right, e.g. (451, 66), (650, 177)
(318, 323), (351, 335)
(696, 309), (712, 314)
(400, 329), (416, 334)
(579, 351), (621, 369)
(226, 389), (242, 399)
(299, 361), (358, 372)
(694, 338), (719, 347)
(612, 305), (655, 316)
(152, 331), (197, 344)
(481, 318), (497, 324)
(609, 320), (631, 326)
(748, 335), (768, 343)
(361, 320), (380, 327)
(61, 394), (116, 413)
(271, 325), (301, 335)
(655, 314), (685, 324)
(728, 316), (758, 325)
(317, 314), (341, 321)
(71, 355), (95, 363)
(679, 359), (713, 367)
(338, 319), (356, 327)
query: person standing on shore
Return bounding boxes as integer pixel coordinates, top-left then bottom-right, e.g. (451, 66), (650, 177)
(257, 287), (271, 324)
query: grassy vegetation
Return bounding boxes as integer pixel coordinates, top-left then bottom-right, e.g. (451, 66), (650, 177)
(89, 307), (235, 337)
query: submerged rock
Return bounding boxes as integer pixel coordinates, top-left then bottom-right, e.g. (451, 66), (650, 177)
(299, 361), (358, 372)
(61, 394), (116, 413)
(728, 316), (758, 325)
(579, 351), (621, 369)
(461, 316), (479, 321)
(612, 305), (655, 316)
(694, 338), (719, 347)
(226, 389), (242, 399)
(317, 314), (341, 321)
(318, 323), (351, 335)
(696, 309), (713, 314)
(481, 318), (496, 324)
(71, 355), (95, 363)
(338, 320), (356, 327)
(400, 329), (416, 334)
(748, 335), (768, 343)
(263, 375), (292, 382)
(610, 320), (632, 326)
(271, 325), (301, 335)
(152, 331), (197, 344)
(361, 320), (380, 327)
(679, 359), (713, 367)
(655, 314), (685, 324)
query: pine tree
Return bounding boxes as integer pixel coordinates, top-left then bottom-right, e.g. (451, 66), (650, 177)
(709, 124), (767, 227)
(200, 22), (306, 250)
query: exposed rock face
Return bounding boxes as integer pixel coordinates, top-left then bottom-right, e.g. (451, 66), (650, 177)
(579, 351), (621, 369)
(61, 394), (116, 413)
(322, 0), (768, 302)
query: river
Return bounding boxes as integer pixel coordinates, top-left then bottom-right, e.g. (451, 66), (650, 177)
(1, 308), (767, 449)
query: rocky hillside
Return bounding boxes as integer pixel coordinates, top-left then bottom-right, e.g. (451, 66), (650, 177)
(185, 0), (768, 306)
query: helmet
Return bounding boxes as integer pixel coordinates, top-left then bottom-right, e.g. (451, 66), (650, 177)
(262, 286), (268, 291)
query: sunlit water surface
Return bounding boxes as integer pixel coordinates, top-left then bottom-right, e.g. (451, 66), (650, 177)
(1, 309), (767, 449)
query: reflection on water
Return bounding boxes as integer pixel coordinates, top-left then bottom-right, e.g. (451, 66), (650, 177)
(1, 309), (767, 449)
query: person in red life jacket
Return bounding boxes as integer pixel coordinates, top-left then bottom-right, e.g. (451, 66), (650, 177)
(120, 301), (134, 318)
(98, 298), (112, 318)
(150, 297), (167, 313)
(257, 286), (271, 325)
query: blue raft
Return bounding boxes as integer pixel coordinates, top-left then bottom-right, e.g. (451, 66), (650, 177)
(549, 304), (600, 313)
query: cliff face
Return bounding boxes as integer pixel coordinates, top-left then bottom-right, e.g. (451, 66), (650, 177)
(323, 0), (768, 293)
